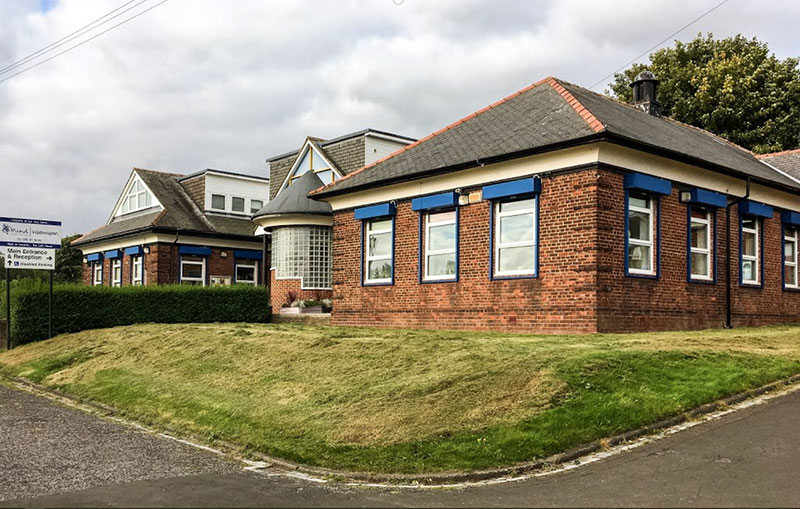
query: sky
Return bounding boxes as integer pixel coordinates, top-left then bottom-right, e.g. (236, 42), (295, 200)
(1, 0), (798, 236)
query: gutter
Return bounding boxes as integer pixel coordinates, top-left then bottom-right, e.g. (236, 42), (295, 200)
(725, 178), (751, 329)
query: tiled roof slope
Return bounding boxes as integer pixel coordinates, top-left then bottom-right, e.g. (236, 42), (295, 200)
(758, 149), (800, 182)
(254, 171), (331, 218)
(313, 77), (800, 198)
(74, 168), (256, 246)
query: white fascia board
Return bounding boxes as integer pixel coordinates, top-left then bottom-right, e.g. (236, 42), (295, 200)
(364, 131), (415, 145)
(205, 170), (270, 184)
(78, 233), (263, 255)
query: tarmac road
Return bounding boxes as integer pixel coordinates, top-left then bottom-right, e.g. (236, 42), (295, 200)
(2, 382), (800, 508)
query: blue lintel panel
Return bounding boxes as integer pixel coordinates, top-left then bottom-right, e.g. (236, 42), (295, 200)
(178, 245), (212, 256)
(234, 249), (262, 260)
(411, 191), (458, 211)
(739, 200), (773, 219)
(689, 188), (727, 208)
(482, 177), (541, 201)
(353, 202), (396, 220)
(86, 253), (103, 262)
(124, 246), (143, 256)
(782, 210), (800, 226)
(624, 172), (672, 196)
(103, 249), (122, 259)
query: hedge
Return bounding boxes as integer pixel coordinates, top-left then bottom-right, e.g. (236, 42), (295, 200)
(1, 281), (270, 346)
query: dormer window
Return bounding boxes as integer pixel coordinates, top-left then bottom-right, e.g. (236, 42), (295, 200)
(289, 148), (335, 186)
(120, 177), (154, 215)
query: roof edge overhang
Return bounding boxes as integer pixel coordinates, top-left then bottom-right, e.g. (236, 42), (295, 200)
(312, 132), (800, 202)
(72, 226), (259, 248)
(252, 213), (334, 229)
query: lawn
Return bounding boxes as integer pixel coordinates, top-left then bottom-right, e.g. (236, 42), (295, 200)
(1, 323), (799, 473)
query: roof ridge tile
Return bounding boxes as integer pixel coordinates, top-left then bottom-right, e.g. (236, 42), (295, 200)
(757, 148), (800, 159)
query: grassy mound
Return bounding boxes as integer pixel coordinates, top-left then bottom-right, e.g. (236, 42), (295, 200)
(1, 323), (799, 473)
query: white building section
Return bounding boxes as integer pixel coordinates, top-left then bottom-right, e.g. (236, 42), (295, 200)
(204, 171), (269, 216)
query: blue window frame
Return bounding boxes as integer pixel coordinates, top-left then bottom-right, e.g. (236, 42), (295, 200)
(687, 206), (716, 284)
(782, 212), (800, 290)
(739, 215), (763, 287)
(623, 172), (670, 279)
(355, 203), (396, 286)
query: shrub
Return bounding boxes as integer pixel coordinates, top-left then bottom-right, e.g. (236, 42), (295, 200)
(1, 281), (270, 346)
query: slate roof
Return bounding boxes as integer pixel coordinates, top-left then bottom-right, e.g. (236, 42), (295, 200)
(253, 171), (331, 218)
(758, 149), (800, 182)
(74, 168), (257, 246)
(312, 77), (800, 199)
(266, 128), (417, 163)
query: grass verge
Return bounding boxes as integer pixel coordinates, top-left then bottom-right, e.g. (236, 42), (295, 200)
(1, 323), (799, 473)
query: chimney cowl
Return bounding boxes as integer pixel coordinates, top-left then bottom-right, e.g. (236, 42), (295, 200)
(630, 71), (661, 117)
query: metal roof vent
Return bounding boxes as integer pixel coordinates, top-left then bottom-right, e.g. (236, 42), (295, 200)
(630, 70), (661, 117)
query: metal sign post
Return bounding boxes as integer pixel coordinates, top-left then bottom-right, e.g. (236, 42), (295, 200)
(0, 216), (62, 350)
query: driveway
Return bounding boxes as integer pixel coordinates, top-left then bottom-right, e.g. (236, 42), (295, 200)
(2, 382), (800, 507)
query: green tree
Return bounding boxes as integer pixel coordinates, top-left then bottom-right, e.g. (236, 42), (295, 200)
(54, 234), (83, 283)
(610, 34), (800, 154)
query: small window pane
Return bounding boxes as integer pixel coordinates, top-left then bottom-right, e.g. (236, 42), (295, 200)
(742, 260), (756, 281)
(628, 245), (652, 271)
(369, 219), (392, 232)
(251, 200), (263, 213)
(316, 170), (333, 185)
(428, 223), (455, 251)
(236, 264), (256, 283)
(628, 211), (651, 241)
(212, 194), (225, 210)
(743, 232), (757, 256)
(232, 197), (245, 212)
(368, 260), (392, 280)
(429, 211), (456, 223)
(427, 253), (456, 276)
(785, 266), (797, 286)
(743, 218), (757, 229)
(691, 252), (709, 277)
(368, 232), (391, 257)
(144, 192), (152, 207)
(500, 214), (534, 244)
(629, 195), (649, 209)
(498, 245), (535, 273)
(691, 222), (708, 249)
(785, 241), (796, 263)
(499, 199), (535, 213)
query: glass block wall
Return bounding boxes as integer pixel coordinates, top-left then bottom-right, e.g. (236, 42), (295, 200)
(272, 226), (332, 289)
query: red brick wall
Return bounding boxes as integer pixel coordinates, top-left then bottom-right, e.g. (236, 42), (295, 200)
(80, 243), (264, 288)
(331, 170), (600, 333)
(596, 169), (800, 332)
(270, 271), (332, 314)
(330, 167), (800, 333)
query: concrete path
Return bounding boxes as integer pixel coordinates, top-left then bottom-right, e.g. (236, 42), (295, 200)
(2, 383), (800, 507)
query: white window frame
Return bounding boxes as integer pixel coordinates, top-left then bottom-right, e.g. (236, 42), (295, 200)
(250, 199), (263, 214)
(424, 210), (457, 281)
(364, 219), (393, 285)
(120, 177), (153, 215)
(132, 256), (144, 286)
(235, 259), (258, 285)
(785, 225), (798, 289)
(690, 208), (712, 281)
(111, 259), (122, 287)
(93, 262), (103, 286)
(494, 198), (537, 277)
(231, 196), (246, 213)
(627, 193), (656, 276)
(741, 217), (760, 285)
(180, 256), (206, 286)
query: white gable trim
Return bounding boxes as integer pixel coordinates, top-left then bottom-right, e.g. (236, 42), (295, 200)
(275, 139), (343, 197)
(108, 170), (163, 223)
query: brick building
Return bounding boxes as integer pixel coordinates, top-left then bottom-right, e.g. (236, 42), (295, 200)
(309, 74), (800, 333)
(73, 168), (268, 287)
(253, 130), (414, 313)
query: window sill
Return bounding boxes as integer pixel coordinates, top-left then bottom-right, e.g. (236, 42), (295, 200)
(739, 282), (763, 289)
(363, 281), (393, 287)
(492, 273), (537, 281)
(421, 277), (458, 284)
(626, 272), (658, 280)
(688, 277), (715, 285)
(782, 286), (800, 292)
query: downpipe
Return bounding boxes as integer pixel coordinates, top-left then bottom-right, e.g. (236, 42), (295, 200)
(725, 178), (751, 329)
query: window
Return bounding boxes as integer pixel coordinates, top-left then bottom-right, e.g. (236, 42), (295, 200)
(494, 198), (537, 277)
(272, 226), (332, 289)
(93, 262), (103, 286)
(365, 218), (393, 284)
(627, 192), (656, 275)
(120, 177), (153, 214)
(232, 196), (245, 213)
(423, 211), (457, 280)
(111, 259), (122, 287)
(689, 208), (712, 281)
(235, 260), (258, 285)
(741, 216), (760, 285)
(211, 194), (226, 210)
(785, 225), (798, 289)
(288, 147), (337, 187)
(250, 199), (263, 214)
(132, 256), (144, 286)
(181, 255), (206, 286)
